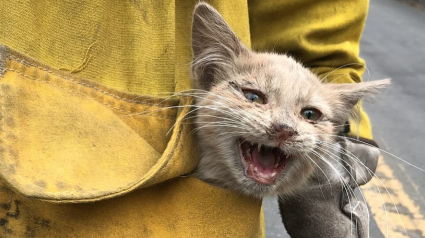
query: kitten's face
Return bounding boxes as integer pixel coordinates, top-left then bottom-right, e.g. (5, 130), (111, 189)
(194, 52), (335, 196)
(191, 3), (389, 197)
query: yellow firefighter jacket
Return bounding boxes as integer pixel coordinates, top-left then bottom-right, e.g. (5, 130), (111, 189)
(0, 0), (370, 237)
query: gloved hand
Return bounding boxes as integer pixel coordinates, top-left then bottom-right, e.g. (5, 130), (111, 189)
(278, 137), (380, 238)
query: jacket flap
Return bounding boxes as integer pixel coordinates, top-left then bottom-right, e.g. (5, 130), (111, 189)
(0, 46), (198, 202)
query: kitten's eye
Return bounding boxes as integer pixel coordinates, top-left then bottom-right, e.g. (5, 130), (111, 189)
(301, 108), (322, 122)
(243, 90), (266, 104)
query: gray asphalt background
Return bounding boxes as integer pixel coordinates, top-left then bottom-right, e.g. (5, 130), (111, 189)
(263, 0), (425, 237)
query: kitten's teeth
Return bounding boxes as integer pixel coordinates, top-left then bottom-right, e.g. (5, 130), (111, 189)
(271, 172), (277, 177)
(285, 154), (290, 159)
(254, 167), (258, 173)
(257, 144), (262, 152)
(274, 162), (279, 169)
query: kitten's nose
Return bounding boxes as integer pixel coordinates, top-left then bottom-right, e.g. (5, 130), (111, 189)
(273, 123), (295, 142)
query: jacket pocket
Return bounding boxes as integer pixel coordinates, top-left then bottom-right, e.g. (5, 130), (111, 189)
(0, 45), (198, 202)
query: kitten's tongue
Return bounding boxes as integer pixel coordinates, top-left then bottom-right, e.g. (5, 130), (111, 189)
(240, 141), (290, 185)
(251, 149), (276, 173)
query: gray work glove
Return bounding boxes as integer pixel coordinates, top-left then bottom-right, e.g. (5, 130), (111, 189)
(278, 137), (380, 238)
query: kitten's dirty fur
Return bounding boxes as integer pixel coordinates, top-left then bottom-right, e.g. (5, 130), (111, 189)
(191, 3), (389, 198)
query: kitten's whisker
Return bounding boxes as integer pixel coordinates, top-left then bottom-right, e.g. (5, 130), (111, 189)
(126, 90), (246, 121)
(319, 63), (370, 83)
(185, 114), (244, 125)
(311, 148), (361, 203)
(300, 153), (333, 190)
(125, 105), (190, 117)
(318, 141), (374, 184)
(192, 123), (249, 133)
(196, 103), (248, 121)
(325, 74), (354, 84)
(173, 91), (270, 135)
(319, 140), (408, 236)
(316, 141), (389, 212)
(190, 126), (253, 137)
(193, 122), (244, 128)
(129, 89), (223, 106)
(313, 145), (369, 208)
(182, 90), (271, 130)
(177, 92), (246, 112)
(313, 150), (368, 236)
(176, 89), (244, 108)
(167, 103), (251, 135)
(316, 140), (408, 236)
(313, 133), (425, 172)
(310, 149), (358, 233)
(310, 149), (357, 200)
(191, 124), (247, 132)
(303, 153), (338, 199)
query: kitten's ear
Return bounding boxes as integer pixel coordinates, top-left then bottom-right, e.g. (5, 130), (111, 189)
(330, 79), (391, 109)
(191, 3), (247, 89)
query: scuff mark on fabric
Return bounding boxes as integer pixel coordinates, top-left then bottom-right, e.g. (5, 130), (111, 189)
(34, 180), (46, 189)
(0, 188), (16, 236)
(0, 45), (8, 77)
(60, 41), (97, 74)
(33, 217), (52, 229)
(6, 200), (20, 219)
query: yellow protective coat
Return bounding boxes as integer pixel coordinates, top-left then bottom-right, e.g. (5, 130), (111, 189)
(0, 0), (369, 237)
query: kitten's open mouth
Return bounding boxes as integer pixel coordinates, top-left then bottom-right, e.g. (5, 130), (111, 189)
(239, 140), (291, 185)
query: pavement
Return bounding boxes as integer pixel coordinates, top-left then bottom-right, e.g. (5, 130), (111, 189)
(263, 0), (425, 237)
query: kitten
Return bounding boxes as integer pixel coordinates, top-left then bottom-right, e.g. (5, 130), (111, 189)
(191, 3), (389, 198)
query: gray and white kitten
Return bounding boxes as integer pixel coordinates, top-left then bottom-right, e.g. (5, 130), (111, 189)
(191, 3), (389, 198)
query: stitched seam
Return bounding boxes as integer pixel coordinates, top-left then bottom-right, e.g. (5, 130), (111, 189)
(137, 99), (196, 189)
(8, 55), (176, 107)
(0, 63), (180, 200)
(0, 78), (6, 169)
(5, 67), (175, 119)
(0, 84), (4, 135)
